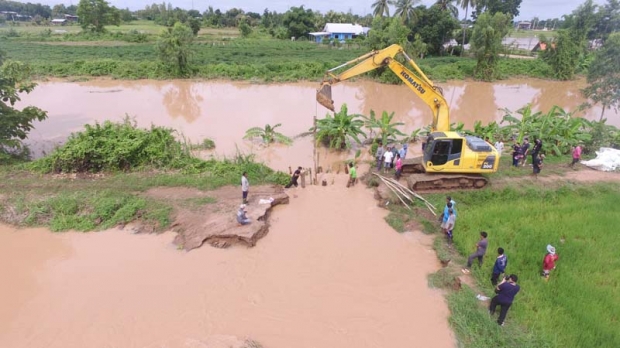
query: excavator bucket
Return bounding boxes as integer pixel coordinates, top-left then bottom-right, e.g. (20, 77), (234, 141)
(316, 82), (335, 112)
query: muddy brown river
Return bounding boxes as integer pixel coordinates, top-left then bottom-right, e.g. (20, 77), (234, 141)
(5, 78), (615, 346)
(0, 176), (455, 348)
(19, 78), (618, 172)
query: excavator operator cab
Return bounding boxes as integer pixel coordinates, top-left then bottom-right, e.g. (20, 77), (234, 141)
(424, 134), (463, 168)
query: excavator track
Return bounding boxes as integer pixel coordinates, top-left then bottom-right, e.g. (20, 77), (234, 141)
(402, 156), (489, 191)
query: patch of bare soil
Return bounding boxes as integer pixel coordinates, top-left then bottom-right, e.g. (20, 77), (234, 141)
(145, 185), (288, 251)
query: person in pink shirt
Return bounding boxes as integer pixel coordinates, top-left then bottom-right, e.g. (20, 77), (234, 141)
(394, 154), (403, 180)
(570, 144), (582, 167)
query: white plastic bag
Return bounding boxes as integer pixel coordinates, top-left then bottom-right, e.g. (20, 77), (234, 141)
(581, 147), (620, 172)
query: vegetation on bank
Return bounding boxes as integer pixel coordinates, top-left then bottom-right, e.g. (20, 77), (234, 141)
(378, 174), (620, 348)
(0, 37), (554, 81)
(313, 102), (619, 156)
(0, 120), (288, 232)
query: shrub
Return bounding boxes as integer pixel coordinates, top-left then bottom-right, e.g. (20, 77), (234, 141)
(31, 118), (188, 173)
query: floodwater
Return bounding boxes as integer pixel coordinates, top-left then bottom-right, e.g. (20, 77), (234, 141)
(19, 78), (617, 172)
(0, 177), (455, 348)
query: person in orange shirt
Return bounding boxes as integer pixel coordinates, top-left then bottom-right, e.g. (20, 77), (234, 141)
(542, 244), (559, 281)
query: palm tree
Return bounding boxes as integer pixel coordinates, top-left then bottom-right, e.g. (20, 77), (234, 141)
(371, 0), (394, 17)
(435, 0), (459, 18)
(458, 0), (476, 56)
(363, 110), (406, 146)
(314, 104), (366, 149)
(243, 124), (292, 145)
(394, 0), (420, 25)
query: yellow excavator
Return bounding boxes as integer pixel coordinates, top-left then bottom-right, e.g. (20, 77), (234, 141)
(316, 44), (499, 190)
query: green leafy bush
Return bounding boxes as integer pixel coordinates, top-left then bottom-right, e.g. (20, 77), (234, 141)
(32, 118), (188, 173)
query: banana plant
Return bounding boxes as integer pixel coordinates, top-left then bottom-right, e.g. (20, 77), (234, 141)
(362, 110), (406, 146)
(313, 104), (366, 149)
(243, 123), (292, 145)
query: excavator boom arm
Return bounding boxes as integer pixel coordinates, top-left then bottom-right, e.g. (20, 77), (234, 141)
(317, 44), (450, 132)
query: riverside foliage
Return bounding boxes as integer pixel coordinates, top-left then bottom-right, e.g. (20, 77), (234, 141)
(0, 36), (553, 81)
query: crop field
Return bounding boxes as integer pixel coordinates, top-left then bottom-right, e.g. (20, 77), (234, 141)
(0, 20), (239, 36)
(450, 184), (620, 347)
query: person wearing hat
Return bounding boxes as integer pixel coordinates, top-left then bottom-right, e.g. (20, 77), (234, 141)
(542, 244), (559, 281)
(237, 204), (251, 225)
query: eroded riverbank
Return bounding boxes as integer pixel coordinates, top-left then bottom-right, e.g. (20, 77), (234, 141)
(0, 174), (455, 348)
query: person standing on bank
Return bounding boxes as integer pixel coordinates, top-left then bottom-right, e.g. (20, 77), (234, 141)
(542, 244), (559, 281)
(462, 231), (488, 274)
(491, 248), (508, 286)
(394, 154), (403, 180)
(390, 145), (398, 169)
(347, 162), (357, 188)
(285, 166), (302, 188)
(494, 139), (504, 157)
(399, 143), (408, 160)
(520, 138), (530, 167)
(533, 154), (544, 176)
(531, 138), (543, 165)
(241, 172), (249, 204)
(383, 147), (394, 174)
(570, 144), (582, 168)
(489, 274), (520, 326)
(375, 143), (385, 171)
(443, 209), (456, 244)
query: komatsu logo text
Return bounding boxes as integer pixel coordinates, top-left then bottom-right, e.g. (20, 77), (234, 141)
(400, 71), (426, 94)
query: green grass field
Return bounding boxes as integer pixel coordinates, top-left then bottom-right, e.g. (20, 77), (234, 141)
(447, 184), (620, 347)
(0, 20), (553, 81)
(0, 20), (239, 36)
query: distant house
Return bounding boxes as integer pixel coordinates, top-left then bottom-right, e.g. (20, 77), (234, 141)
(51, 19), (67, 25)
(516, 21), (532, 30)
(309, 23), (369, 43)
(64, 14), (79, 22)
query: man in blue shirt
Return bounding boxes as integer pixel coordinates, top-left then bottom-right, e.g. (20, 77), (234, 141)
(489, 274), (520, 326)
(491, 248), (508, 286)
(441, 196), (457, 224)
(398, 143), (408, 160)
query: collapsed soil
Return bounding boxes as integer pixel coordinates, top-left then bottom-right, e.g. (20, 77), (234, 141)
(145, 185), (289, 251)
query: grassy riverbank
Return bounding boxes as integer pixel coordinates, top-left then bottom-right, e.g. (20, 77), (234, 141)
(379, 161), (620, 347)
(0, 121), (288, 232)
(1, 24), (553, 81)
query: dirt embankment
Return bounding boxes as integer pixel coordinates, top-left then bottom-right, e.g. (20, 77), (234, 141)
(145, 185), (288, 251)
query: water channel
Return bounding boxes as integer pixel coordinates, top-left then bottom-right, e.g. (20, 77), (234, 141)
(19, 78), (616, 172)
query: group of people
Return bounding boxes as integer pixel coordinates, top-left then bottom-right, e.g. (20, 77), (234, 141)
(508, 137), (545, 174)
(375, 143), (408, 179)
(437, 196), (559, 326)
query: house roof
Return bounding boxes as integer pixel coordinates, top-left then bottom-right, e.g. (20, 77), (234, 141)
(51, 19), (66, 22)
(309, 32), (330, 36)
(323, 23), (365, 35)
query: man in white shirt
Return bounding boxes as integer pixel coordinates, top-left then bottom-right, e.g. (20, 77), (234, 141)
(241, 172), (249, 204)
(383, 147), (394, 174)
(494, 140), (504, 157)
